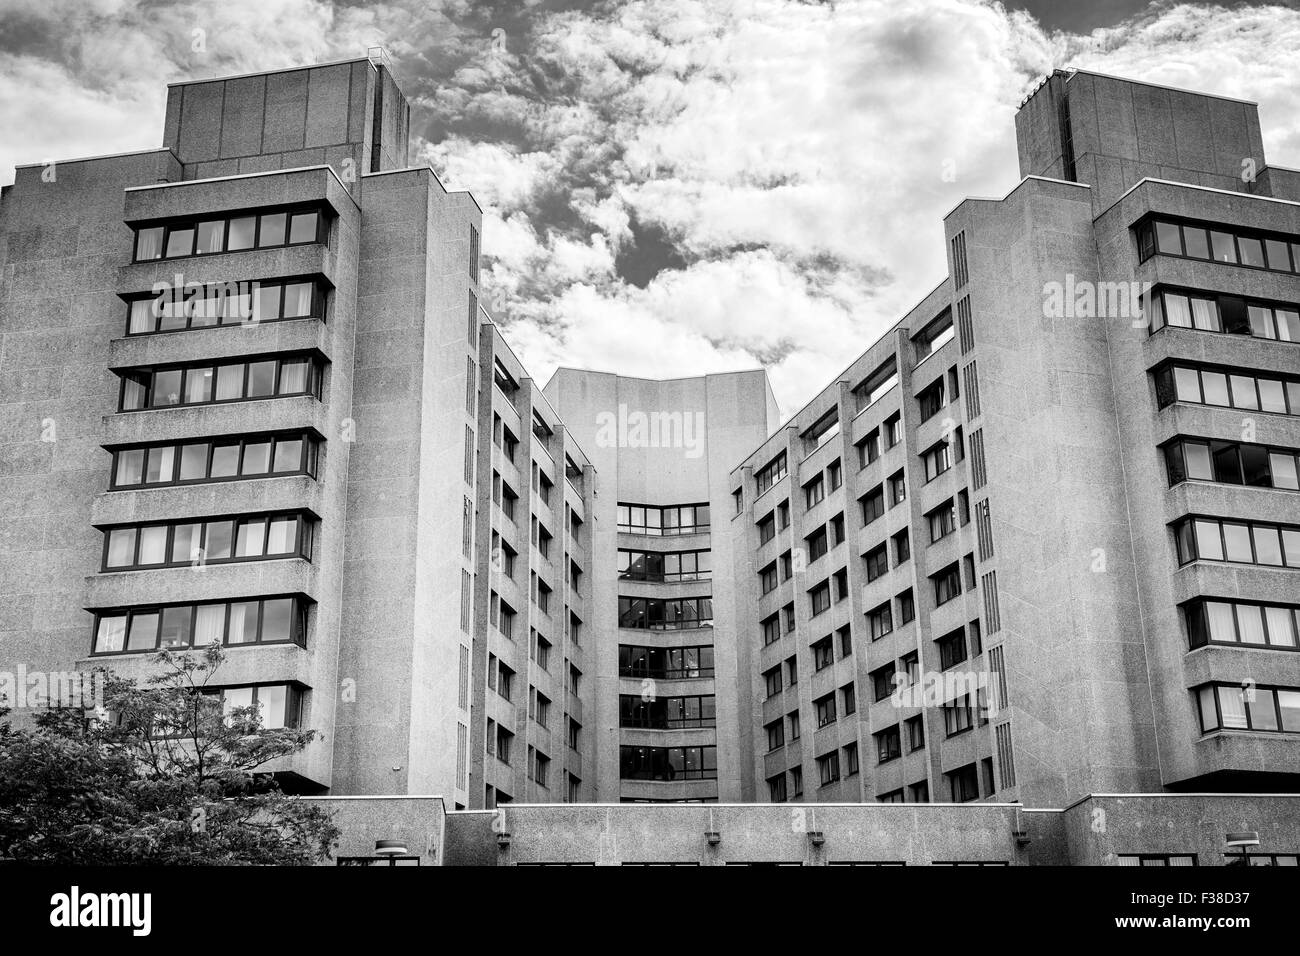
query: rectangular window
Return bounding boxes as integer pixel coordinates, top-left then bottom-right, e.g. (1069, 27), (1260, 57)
(132, 206), (324, 262)
(616, 502), (711, 535)
(92, 596), (307, 655)
(124, 278), (324, 336)
(932, 563), (962, 606)
(619, 745), (718, 781)
(1174, 516), (1300, 569)
(1197, 682), (1300, 734)
(755, 452), (788, 495)
(102, 512), (311, 571)
(618, 597), (714, 630)
(110, 432), (316, 490)
(119, 355), (322, 412)
(874, 725), (901, 764)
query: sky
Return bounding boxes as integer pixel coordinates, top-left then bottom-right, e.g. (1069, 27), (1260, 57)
(2, 0), (1299, 417)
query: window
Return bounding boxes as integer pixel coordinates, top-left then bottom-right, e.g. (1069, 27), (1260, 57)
(790, 766), (804, 797)
(807, 526), (829, 562)
(620, 644), (716, 679)
(812, 636), (834, 671)
(868, 602), (893, 641)
(620, 746), (718, 780)
(92, 596), (308, 654)
(830, 513), (846, 546)
(981, 756), (996, 796)
(853, 359), (898, 412)
(618, 597), (714, 630)
(932, 563), (962, 606)
(783, 603), (796, 633)
(110, 432), (318, 489)
(786, 656), (798, 686)
(875, 725), (901, 763)
(905, 715), (925, 751)
(618, 549), (712, 582)
(838, 624), (852, 657)
(210, 683), (303, 730)
(132, 206), (324, 262)
(758, 512), (776, 545)
(768, 774), (788, 802)
(815, 693), (837, 728)
(1197, 683), (1300, 734)
(733, 488), (744, 515)
(1174, 516), (1300, 569)
(817, 750), (841, 786)
(871, 663), (896, 703)
(755, 452), (788, 495)
(759, 723), (780, 754)
(1184, 598), (1299, 649)
(617, 503), (711, 535)
(922, 440), (952, 482)
(937, 628), (967, 669)
(763, 666), (783, 698)
(857, 429), (881, 468)
(777, 500), (790, 529)
(1117, 855), (1198, 867)
(762, 613), (781, 646)
(943, 694), (978, 736)
(893, 528), (910, 565)
(864, 543), (888, 582)
(928, 500), (957, 543)
(125, 277), (325, 336)
(908, 779), (929, 802)
(915, 310), (955, 362)
(119, 354), (322, 411)
(1164, 437), (1300, 490)
(1140, 216), (1300, 278)
(531, 689), (552, 729)
(841, 682), (856, 716)
(1155, 362), (1300, 416)
(620, 694), (716, 729)
(804, 473), (826, 509)
(917, 378), (945, 422)
(828, 460), (842, 491)
(496, 726), (513, 764)
(810, 582), (831, 617)
(861, 485), (885, 525)
(897, 589), (915, 625)
(888, 471), (906, 505)
(760, 562), (778, 594)
(788, 710), (801, 741)
(885, 414), (902, 448)
(102, 512), (312, 571)
(844, 742), (859, 776)
(947, 763), (979, 802)
(877, 788), (904, 804)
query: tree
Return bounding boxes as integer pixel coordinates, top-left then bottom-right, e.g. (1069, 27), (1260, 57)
(0, 644), (338, 864)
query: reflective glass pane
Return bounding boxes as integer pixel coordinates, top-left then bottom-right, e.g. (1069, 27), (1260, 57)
(196, 220), (224, 254)
(95, 615), (127, 653)
(105, 528), (137, 567)
(1182, 227), (1209, 258)
(227, 216), (256, 251)
(265, 517), (297, 554)
(253, 283), (280, 322)
(1194, 520), (1223, 561)
(146, 445), (174, 484)
(184, 367), (213, 404)
(258, 213), (286, 246)
(159, 606), (192, 648)
(204, 521), (233, 560)
(193, 604), (226, 645)
(1264, 606), (1295, 647)
(170, 523), (200, 564)
(126, 612), (159, 652)
(1201, 372), (1230, 407)
(1174, 366), (1201, 401)
(1210, 231), (1237, 263)
(1218, 686), (1248, 728)
(135, 227), (164, 261)
(1278, 690), (1300, 732)
(210, 442), (239, 478)
(247, 361), (276, 397)
(115, 449), (144, 486)
(1155, 221), (1182, 253)
(257, 685), (288, 728)
(150, 369), (183, 407)
(1252, 526), (1282, 566)
(1249, 689), (1278, 731)
(128, 298), (155, 333)
(227, 603), (259, 644)
(1238, 236), (1264, 267)
(241, 441), (271, 475)
(1205, 601), (1237, 642)
(278, 359), (308, 394)
(235, 519), (267, 557)
(179, 443), (207, 481)
(1269, 453), (1298, 490)
(215, 363), (244, 401)
(164, 227), (195, 258)
(289, 211), (319, 244)
(272, 438), (303, 473)
(1230, 375), (1259, 410)
(281, 282), (313, 317)
(260, 599), (293, 643)
(1222, 523), (1253, 562)
(138, 525), (168, 565)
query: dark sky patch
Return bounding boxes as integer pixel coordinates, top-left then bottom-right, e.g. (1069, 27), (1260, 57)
(616, 218), (687, 287)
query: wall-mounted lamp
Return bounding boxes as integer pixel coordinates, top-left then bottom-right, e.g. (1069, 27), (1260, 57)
(497, 831), (512, 849)
(706, 830), (721, 846)
(1225, 831), (1259, 866)
(807, 830), (825, 847)
(374, 839), (408, 857)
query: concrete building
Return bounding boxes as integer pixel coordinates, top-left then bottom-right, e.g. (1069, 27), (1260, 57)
(1, 57), (1298, 832)
(543, 370), (779, 802)
(732, 68), (1300, 810)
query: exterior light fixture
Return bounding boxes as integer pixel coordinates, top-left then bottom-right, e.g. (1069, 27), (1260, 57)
(706, 830), (721, 846)
(808, 830), (825, 846)
(374, 839), (408, 856)
(497, 831), (512, 848)
(1225, 831), (1260, 866)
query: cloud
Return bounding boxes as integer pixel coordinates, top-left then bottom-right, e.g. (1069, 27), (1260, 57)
(5, 0), (1300, 418)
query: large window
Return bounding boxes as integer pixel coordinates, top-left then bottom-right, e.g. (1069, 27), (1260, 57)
(932, 562), (962, 606)
(875, 725), (901, 764)
(617, 548), (711, 582)
(619, 694), (716, 729)
(852, 359), (899, 413)
(1138, 216), (1300, 275)
(1173, 516), (1300, 569)
(1146, 287), (1300, 342)
(616, 503), (711, 535)
(619, 645), (715, 679)
(132, 206), (324, 262)
(92, 596), (308, 655)
(102, 512), (313, 571)
(110, 432), (319, 490)
(927, 500), (957, 543)
(915, 310), (955, 363)
(209, 683), (304, 730)
(1197, 682), (1300, 734)
(917, 377), (945, 422)
(1155, 362), (1300, 416)
(619, 745), (717, 780)
(1184, 598), (1299, 649)
(125, 277), (325, 335)
(1164, 437), (1299, 490)
(119, 354), (323, 411)
(755, 451), (788, 495)
(617, 597), (713, 630)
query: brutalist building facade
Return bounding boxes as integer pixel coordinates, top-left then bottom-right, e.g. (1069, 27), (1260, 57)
(2, 58), (1298, 855)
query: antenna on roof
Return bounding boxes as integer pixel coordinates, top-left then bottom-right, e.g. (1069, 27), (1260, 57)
(367, 46), (392, 70)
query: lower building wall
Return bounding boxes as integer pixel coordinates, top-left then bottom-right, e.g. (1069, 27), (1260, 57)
(302, 793), (1300, 865)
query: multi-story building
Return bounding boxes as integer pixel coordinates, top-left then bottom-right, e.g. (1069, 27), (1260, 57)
(2, 57), (1297, 825)
(731, 68), (1300, 809)
(544, 369), (779, 803)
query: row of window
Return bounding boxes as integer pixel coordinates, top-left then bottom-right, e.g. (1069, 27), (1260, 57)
(92, 596), (307, 655)
(815, 743), (860, 786)
(120, 355), (323, 411)
(755, 452), (788, 496)
(133, 207), (323, 262)
(1164, 437), (1300, 490)
(1173, 516), (1300, 569)
(616, 503), (711, 535)
(616, 548), (712, 582)
(618, 745), (718, 780)
(617, 597), (714, 630)
(866, 589), (916, 640)
(111, 432), (318, 489)
(1139, 217), (1300, 274)
(618, 645), (715, 680)
(1197, 682), (1300, 734)
(1185, 598), (1300, 650)
(126, 278), (322, 335)
(618, 695), (717, 729)
(1155, 362), (1300, 416)
(102, 512), (313, 571)
(1147, 287), (1300, 342)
